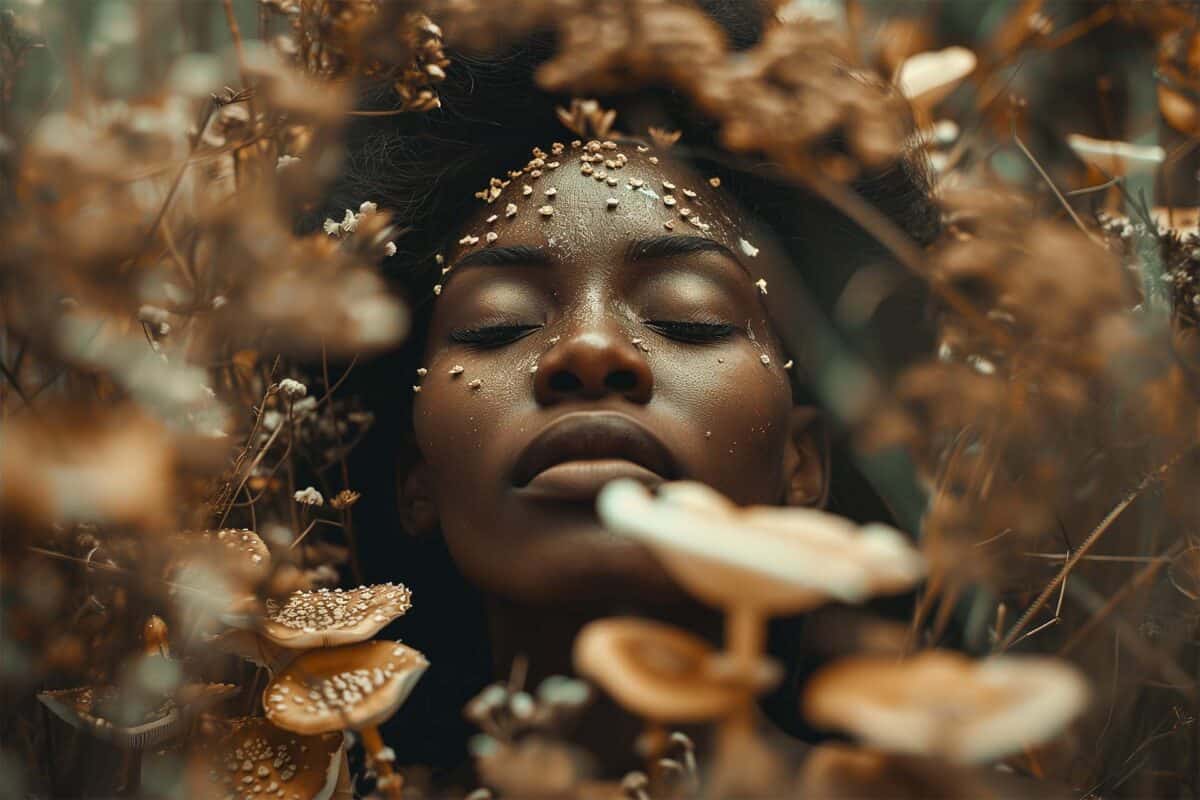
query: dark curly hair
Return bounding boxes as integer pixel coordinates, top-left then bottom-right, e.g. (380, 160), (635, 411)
(325, 0), (941, 781)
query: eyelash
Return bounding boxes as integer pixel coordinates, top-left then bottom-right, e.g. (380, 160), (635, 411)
(449, 324), (541, 347)
(645, 320), (736, 343)
(449, 319), (735, 348)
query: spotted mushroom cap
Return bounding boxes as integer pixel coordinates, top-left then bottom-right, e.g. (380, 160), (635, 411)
(189, 716), (343, 800)
(264, 640), (428, 735)
(167, 528), (271, 588)
(803, 650), (1090, 764)
(573, 617), (750, 724)
(261, 583), (413, 649)
(596, 480), (925, 615)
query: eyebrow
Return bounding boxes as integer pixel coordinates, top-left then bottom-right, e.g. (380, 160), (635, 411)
(450, 235), (740, 273)
(625, 235), (739, 263)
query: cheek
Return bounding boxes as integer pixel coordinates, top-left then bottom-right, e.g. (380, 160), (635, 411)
(411, 348), (535, 499)
(664, 343), (793, 505)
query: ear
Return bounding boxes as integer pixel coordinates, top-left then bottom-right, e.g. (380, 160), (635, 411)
(397, 459), (440, 537)
(781, 405), (830, 508)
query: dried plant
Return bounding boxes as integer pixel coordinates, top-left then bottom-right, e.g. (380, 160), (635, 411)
(4, 1), (1200, 799)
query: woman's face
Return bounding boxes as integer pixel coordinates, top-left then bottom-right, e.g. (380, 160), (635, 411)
(409, 141), (820, 606)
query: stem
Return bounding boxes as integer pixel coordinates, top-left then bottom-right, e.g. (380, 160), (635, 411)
(359, 725), (402, 799)
(999, 452), (1187, 650)
(711, 605), (767, 797)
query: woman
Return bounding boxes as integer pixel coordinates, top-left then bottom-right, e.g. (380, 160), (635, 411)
(331, 0), (939, 785)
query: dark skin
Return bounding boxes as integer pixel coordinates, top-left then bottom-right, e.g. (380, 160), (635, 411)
(400, 141), (827, 768)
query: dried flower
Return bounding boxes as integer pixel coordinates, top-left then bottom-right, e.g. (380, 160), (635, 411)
(293, 487), (324, 506)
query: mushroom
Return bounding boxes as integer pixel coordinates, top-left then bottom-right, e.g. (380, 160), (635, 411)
(39, 615), (236, 794)
(803, 650), (1089, 763)
(596, 479), (924, 791)
(263, 640), (428, 798)
(894, 46), (976, 115)
(207, 583), (413, 674)
(261, 583), (412, 649)
(574, 617), (772, 724)
(166, 528), (271, 631)
(39, 681), (237, 794)
(1067, 133), (1165, 176)
(596, 480), (923, 672)
(189, 716), (343, 800)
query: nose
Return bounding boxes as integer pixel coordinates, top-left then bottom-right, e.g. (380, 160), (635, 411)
(534, 327), (654, 405)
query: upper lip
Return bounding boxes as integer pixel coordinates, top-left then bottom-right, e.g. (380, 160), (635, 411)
(512, 412), (678, 488)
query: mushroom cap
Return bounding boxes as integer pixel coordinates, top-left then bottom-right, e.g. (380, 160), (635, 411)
(1067, 133), (1165, 174)
(895, 46), (976, 111)
(38, 682), (236, 750)
(573, 617), (750, 723)
(596, 480), (925, 615)
(168, 528), (271, 587)
(189, 717), (343, 800)
(264, 640), (428, 735)
(261, 583), (412, 648)
(803, 650), (1090, 764)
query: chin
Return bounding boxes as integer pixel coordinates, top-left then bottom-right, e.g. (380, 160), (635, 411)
(473, 518), (691, 609)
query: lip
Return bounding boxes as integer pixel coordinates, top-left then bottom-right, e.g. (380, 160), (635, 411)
(512, 412), (678, 501)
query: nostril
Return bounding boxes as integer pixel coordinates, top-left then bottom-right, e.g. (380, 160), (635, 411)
(549, 371), (584, 393)
(605, 370), (637, 392)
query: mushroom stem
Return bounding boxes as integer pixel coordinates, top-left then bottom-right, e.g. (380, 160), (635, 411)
(360, 725), (403, 799)
(714, 605), (766, 794)
(726, 605), (765, 676)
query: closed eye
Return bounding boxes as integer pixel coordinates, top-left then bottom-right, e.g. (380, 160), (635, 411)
(644, 320), (736, 343)
(449, 324), (542, 347)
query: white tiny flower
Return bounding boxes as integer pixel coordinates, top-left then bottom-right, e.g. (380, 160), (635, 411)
(292, 396), (318, 417)
(277, 378), (307, 399)
(384, 241), (397, 257)
(323, 218), (341, 236)
(755, 278), (768, 295)
(739, 238), (760, 258)
(276, 154), (301, 171)
(293, 487), (324, 506)
(358, 200), (378, 216)
(211, 295), (227, 309)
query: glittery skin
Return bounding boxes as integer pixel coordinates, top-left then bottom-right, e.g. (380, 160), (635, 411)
(407, 142), (823, 606)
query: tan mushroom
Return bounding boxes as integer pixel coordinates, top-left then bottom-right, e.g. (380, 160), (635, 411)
(1067, 133), (1165, 176)
(261, 583), (412, 648)
(189, 716), (343, 800)
(596, 479), (925, 792)
(208, 583), (413, 674)
(803, 650), (1089, 764)
(596, 480), (923, 675)
(574, 617), (771, 724)
(264, 640), (428, 798)
(39, 681), (237, 793)
(894, 46), (976, 115)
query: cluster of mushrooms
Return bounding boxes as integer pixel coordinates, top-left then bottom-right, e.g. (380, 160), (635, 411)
(39, 528), (426, 800)
(564, 479), (1091, 798)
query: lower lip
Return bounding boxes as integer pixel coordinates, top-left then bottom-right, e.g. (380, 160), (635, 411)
(516, 459), (664, 503)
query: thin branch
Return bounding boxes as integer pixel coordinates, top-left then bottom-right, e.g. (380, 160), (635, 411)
(1011, 120), (1103, 245)
(999, 451), (1187, 650)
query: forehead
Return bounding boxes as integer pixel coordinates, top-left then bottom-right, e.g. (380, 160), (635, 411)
(447, 139), (745, 266)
